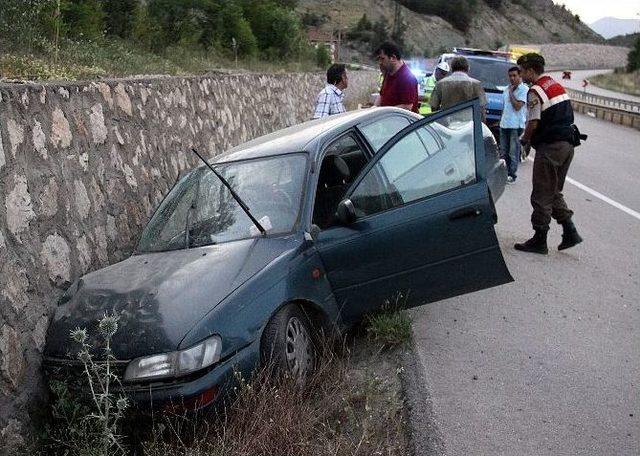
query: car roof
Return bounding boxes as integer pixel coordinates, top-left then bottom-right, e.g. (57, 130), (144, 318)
(210, 107), (420, 164)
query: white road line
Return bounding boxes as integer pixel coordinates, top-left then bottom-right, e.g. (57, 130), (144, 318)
(565, 177), (640, 220)
(526, 156), (640, 221)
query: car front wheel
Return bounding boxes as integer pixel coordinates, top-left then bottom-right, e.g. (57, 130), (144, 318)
(261, 304), (316, 378)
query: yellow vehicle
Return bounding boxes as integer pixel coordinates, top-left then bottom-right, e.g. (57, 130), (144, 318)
(508, 46), (541, 63)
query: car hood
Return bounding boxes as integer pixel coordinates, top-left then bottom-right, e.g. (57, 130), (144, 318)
(45, 237), (296, 360)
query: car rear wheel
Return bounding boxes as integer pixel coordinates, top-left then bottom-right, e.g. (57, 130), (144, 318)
(261, 304), (316, 378)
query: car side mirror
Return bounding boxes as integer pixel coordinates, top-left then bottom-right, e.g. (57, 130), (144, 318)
(336, 199), (356, 225)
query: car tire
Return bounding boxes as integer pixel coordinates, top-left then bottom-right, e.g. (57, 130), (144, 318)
(260, 303), (316, 378)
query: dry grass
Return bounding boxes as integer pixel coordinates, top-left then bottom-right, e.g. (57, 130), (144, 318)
(0, 37), (320, 82)
(590, 70), (640, 97)
(142, 339), (407, 456)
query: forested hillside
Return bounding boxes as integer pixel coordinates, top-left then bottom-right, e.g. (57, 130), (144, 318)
(0, 0), (328, 80)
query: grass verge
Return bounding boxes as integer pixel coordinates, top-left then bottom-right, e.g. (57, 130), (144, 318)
(0, 37), (320, 82)
(590, 70), (640, 97)
(33, 310), (413, 456)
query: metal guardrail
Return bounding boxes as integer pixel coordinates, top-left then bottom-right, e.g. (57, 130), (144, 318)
(566, 88), (640, 114)
(569, 98), (640, 131)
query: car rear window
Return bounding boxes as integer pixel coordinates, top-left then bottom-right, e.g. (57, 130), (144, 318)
(359, 115), (411, 152)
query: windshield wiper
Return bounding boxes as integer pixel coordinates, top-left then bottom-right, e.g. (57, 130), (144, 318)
(190, 148), (266, 236)
(184, 175), (200, 248)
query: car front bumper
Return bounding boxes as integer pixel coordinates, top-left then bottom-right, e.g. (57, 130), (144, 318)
(43, 338), (261, 413)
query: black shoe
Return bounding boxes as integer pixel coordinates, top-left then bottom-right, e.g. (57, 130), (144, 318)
(514, 229), (548, 254)
(558, 220), (583, 251)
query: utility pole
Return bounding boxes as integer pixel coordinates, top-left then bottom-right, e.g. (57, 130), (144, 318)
(54, 0), (61, 63)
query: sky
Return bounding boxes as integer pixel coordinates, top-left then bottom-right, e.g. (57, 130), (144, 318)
(553, 0), (639, 23)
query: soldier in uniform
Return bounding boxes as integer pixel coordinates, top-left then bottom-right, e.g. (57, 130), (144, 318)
(514, 53), (583, 254)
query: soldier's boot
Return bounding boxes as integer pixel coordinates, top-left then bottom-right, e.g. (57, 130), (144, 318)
(558, 219), (583, 251)
(514, 229), (548, 254)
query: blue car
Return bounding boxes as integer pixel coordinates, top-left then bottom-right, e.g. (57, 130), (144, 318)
(44, 101), (512, 412)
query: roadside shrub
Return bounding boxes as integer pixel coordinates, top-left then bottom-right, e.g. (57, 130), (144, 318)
(0, 0), (55, 52)
(315, 45), (332, 68)
(627, 37), (640, 72)
(365, 293), (413, 348)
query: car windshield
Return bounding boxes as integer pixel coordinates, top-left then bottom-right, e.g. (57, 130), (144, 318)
(137, 153), (307, 252)
(446, 57), (513, 91)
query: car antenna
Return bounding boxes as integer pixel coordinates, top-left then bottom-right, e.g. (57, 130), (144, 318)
(190, 148), (266, 235)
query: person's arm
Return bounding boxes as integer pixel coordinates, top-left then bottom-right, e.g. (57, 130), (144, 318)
(509, 85), (526, 111)
(476, 83), (487, 122)
(395, 103), (413, 110)
(520, 90), (541, 144)
(430, 83), (441, 111)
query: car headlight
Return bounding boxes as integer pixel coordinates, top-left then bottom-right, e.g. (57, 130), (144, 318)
(124, 335), (222, 382)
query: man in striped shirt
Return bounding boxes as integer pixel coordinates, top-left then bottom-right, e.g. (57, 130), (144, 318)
(313, 63), (348, 119)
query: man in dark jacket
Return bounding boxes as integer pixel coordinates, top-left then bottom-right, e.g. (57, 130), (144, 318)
(515, 53), (582, 254)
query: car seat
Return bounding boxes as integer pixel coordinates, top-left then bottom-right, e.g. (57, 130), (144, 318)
(313, 155), (351, 229)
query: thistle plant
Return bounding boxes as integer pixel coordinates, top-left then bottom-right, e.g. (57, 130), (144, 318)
(65, 312), (129, 456)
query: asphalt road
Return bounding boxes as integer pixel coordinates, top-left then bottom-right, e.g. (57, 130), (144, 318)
(408, 113), (640, 455)
(549, 70), (640, 103)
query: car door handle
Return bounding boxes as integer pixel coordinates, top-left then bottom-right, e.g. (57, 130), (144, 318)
(445, 165), (455, 176)
(448, 207), (482, 221)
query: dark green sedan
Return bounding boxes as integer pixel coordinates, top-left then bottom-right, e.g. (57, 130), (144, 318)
(44, 100), (512, 412)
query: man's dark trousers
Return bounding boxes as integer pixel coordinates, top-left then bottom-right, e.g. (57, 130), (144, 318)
(530, 141), (574, 229)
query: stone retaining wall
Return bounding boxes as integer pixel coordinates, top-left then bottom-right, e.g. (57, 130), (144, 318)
(0, 70), (377, 444)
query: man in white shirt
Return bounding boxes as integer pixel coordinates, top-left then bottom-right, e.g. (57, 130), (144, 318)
(499, 66), (528, 183)
(313, 63), (348, 119)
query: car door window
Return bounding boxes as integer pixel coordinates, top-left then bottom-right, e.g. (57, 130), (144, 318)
(350, 106), (477, 217)
(313, 134), (368, 228)
(359, 115), (411, 152)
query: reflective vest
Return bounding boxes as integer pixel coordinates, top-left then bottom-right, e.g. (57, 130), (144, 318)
(529, 75), (574, 147)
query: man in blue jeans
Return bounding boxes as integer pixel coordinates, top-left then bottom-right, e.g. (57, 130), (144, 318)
(499, 66), (528, 183)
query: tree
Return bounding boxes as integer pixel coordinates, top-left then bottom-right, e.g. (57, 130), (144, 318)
(244, 1), (305, 58)
(60, 0), (106, 40)
(628, 37), (640, 72)
(218, 0), (257, 57)
(355, 13), (372, 32)
(102, 0), (138, 38)
(371, 18), (389, 50)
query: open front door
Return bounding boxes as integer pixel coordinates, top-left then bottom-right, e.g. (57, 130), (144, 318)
(315, 100), (513, 323)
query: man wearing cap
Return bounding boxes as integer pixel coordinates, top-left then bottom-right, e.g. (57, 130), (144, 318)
(430, 56), (486, 121)
(514, 52), (582, 254)
(424, 61), (450, 100)
(374, 41), (419, 113)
